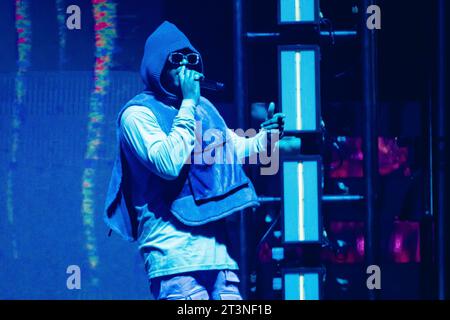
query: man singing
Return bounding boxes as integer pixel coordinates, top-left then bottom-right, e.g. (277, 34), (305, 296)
(104, 21), (285, 300)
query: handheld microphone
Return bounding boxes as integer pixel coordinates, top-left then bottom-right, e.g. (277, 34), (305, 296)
(198, 77), (225, 92)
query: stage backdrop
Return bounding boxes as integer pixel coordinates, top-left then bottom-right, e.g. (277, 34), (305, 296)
(0, 70), (153, 299)
(0, 0), (168, 299)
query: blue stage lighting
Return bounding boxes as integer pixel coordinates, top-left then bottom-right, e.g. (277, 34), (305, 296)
(278, 0), (320, 24)
(283, 268), (324, 300)
(279, 45), (321, 132)
(282, 156), (322, 243)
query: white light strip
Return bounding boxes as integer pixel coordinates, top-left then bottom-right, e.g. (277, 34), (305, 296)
(298, 162), (305, 241)
(295, 0), (301, 21)
(295, 51), (302, 130)
(299, 274), (305, 300)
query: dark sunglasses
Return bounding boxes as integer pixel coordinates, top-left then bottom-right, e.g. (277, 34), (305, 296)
(168, 52), (200, 66)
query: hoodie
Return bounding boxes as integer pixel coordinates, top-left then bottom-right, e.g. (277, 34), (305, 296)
(104, 21), (259, 241)
(140, 21), (203, 104)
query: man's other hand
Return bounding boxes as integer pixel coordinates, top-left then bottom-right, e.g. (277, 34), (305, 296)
(260, 102), (285, 135)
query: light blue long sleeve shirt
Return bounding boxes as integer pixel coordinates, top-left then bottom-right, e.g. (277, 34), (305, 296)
(119, 99), (267, 279)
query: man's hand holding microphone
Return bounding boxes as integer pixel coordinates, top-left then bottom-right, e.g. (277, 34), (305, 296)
(179, 65), (204, 106)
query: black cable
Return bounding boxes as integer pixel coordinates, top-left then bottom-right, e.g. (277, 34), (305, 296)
(320, 17), (336, 46)
(255, 214), (280, 254)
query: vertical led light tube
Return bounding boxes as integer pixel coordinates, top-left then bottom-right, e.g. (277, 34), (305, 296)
(284, 269), (322, 300)
(279, 0), (318, 24)
(279, 46), (320, 132)
(282, 158), (321, 243)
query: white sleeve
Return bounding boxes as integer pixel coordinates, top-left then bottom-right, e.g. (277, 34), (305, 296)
(119, 100), (197, 180)
(226, 128), (268, 160)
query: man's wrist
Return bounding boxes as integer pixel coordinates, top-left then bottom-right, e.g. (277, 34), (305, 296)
(178, 99), (197, 120)
(181, 98), (197, 108)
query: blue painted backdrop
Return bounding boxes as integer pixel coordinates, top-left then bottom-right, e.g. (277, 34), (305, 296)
(0, 0), (159, 300)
